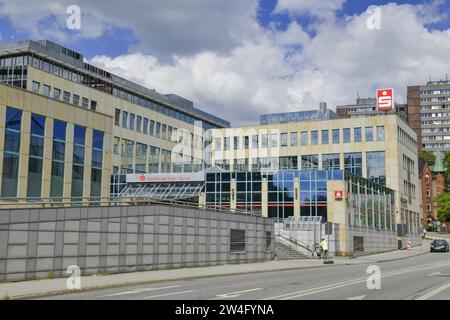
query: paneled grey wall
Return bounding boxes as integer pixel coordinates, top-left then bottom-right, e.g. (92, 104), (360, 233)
(0, 205), (274, 281)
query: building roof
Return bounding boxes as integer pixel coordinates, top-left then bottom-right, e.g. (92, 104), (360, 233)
(260, 103), (338, 125)
(433, 152), (446, 173)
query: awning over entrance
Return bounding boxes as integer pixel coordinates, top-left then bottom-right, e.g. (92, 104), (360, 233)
(112, 172), (205, 201)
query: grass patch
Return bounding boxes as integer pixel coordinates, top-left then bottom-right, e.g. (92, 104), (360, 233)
(47, 270), (54, 279)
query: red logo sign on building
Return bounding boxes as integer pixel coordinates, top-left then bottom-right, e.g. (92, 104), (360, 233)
(334, 190), (343, 199)
(376, 88), (394, 111)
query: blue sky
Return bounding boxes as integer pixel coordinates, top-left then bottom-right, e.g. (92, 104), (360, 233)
(0, 0), (449, 124)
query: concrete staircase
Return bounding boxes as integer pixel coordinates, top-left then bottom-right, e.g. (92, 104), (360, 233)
(273, 241), (309, 260)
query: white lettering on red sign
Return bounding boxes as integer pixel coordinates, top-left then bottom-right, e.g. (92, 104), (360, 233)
(377, 88), (394, 111)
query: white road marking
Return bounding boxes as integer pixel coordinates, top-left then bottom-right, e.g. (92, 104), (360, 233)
(263, 260), (450, 300)
(143, 290), (194, 299)
(99, 285), (180, 297)
(208, 288), (264, 300)
(347, 295), (367, 300)
(416, 281), (450, 300)
(428, 272), (444, 276)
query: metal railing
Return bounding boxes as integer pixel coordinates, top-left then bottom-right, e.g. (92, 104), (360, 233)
(277, 230), (313, 253)
(283, 216), (322, 230)
(0, 196), (259, 216)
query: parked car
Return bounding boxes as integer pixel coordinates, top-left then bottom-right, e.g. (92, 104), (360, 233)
(430, 239), (450, 252)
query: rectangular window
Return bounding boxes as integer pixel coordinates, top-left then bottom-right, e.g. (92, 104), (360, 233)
(53, 88), (61, 100)
(32, 80), (40, 93)
(365, 127), (373, 142)
(311, 130), (318, 145)
(143, 118), (149, 134)
(344, 152), (363, 176)
(290, 132), (298, 146)
(244, 136), (249, 149)
(136, 116), (142, 132)
(252, 135), (258, 149)
(122, 111), (128, 128)
(230, 229), (246, 252)
(72, 94), (80, 106)
(90, 100), (97, 111)
(82, 97), (89, 109)
(114, 108), (121, 126)
(321, 153), (339, 170)
(43, 85), (50, 96)
(71, 125), (86, 201)
(301, 155), (319, 170)
(332, 129), (340, 144)
(129, 113), (135, 130)
(281, 133), (288, 147)
(271, 133), (278, 147)
(155, 122), (161, 138)
(301, 131), (308, 146)
(366, 151), (386, 185)
(224, 137), (231, 150)
(233, 136), (240, 149)
(343, 128), (351, 143)
(215, 137), (222, 150)
(162, 124), (167, 140)
(51, 120), (66, 200)
(322, 130), (329, 144)
(63, 91), (70, 103)
(261, 134), (268, 148)
(149, 120), (155, 136)
(27, 114), (46, 199)
(1, 107), (22, 197)
(91, 130), (104, 199)
(354, 127), (362, 142)
(149, 146), (160, 173)
(377, 126), (385, 141)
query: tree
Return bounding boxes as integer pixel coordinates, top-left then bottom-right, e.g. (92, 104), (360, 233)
(435, 192), (450, 222)
(418, 151), (436, 166)
(445, 153), (450, 192)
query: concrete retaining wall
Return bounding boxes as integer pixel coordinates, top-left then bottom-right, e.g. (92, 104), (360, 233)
(0, 205), (273, 281)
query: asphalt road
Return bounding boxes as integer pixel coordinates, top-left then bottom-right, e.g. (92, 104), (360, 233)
(37, 251), (450, 300)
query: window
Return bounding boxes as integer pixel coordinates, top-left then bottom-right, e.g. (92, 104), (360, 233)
(72, 94), (80, 106)
(365, 127), (373, 142)
(344, 152), (363, 176)
(122, 111), (128, 128)
(149, 120), (155, 136)
(143, 118), (149, 134)
(82, 97), (89, 109)
(261, 134), (268, 148)
(91, 130), (104, 200)
(301, 155), (319, 169)
(377, 126), (385, 141)
(332, 129), (340, 144)
(311, 131), (318, 145)
(155, 122), (161, 138)
(281, 133), (288, 147)
(71, 125), (86, 201)
(427, 204), (432, 212)
(32, 81), (40, 93)
(224, 137), (231, 150)
(366, 151), (386, 185)
(271, 133), (278, 147)
(53, 88), (61, 100)
(1, 107), (22, 197)
(252, 135), (258, 149)
(129, 113), (135, 130)
(301, 131), (308, 146)
(50, 120), (66, 200)
(426, 189), (431, 198)
(343, 128), (351, 143)
(234, 136), (239, 149)
(27, 114), (46, 199)
(63, 91), (70, 103)
(136, 116), (142, 132)
(322, 130), (329, 144)
(215, 137), (222, 150)
(354, 127), (362, 142)
(291, 132), (298, 146)
(322, 153), (340, 170)
(43, 85), (50, 96)
(90, 100), (97, 111)
(149, 146), (160, 173)
(425, 175), (430, 185)
(114, 108), (121, 126)
(244, 136), (249, 149)
(230, 229), (246, 252)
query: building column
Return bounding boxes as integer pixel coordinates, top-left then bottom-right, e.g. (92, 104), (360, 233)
(63, 123), (74, 203)
(230, 178), (236, 211)
(294, 177), (300, 217)
(17, 111), (31, 200)
(262, 177), (268, 217)
(83, 127), (93, 202)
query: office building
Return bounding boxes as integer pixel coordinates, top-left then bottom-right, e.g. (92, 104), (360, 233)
(336, 97), (408, 122)
(407, 79), (450, 153)
(0, 39), (229, 204)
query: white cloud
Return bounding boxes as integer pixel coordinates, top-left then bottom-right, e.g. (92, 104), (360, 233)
(90, 2), (450, 126)
(274, 0), (346, 19)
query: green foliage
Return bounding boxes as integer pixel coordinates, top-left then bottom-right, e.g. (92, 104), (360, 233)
(47, 270), (54, 279)
(435, 192), (450, 222)
(445, 153), (450, 191)
(418, 151), (436, 166)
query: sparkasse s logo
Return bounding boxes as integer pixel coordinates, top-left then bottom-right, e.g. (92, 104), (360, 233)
(377, 88), (394, 111)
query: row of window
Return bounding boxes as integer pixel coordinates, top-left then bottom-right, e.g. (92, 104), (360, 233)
(420, 105), (450, 110)
(31, 80), (97, 110)
(214, 126), (385, 150)
(397, 126), (418, 152)
(420, 89), (450, 95)
(422, 135), (450, 141)
(1, 107), (104, 200)
(422, 119), (450, 125)
(2, 54), (223, 129)
(423, 143), (450, 149)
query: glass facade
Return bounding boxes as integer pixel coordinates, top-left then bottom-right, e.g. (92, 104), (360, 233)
(71, 125), (86, 200)
(1, 107), (22, 197)
(366, 151), (386, 185)
(344, 152), (363, 176)
(90, 130), (104, 199)
(301, 155), (318, 170)
(50, 120), (66, 200)
(27, 114), (46, 199)
(322, 153), (340, 170)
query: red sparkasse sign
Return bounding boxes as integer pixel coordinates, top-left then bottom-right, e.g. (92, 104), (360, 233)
(377, 88), (394, 111)
(334, 190), (343, 199)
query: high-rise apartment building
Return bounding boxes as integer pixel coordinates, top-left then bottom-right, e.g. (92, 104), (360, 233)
(336, 97), (408, 122)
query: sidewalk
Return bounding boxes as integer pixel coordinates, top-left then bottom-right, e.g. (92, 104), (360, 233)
(0, 244), (429, 299)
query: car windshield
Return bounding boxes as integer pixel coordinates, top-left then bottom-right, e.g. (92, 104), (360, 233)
(433, 240), (446, 245)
